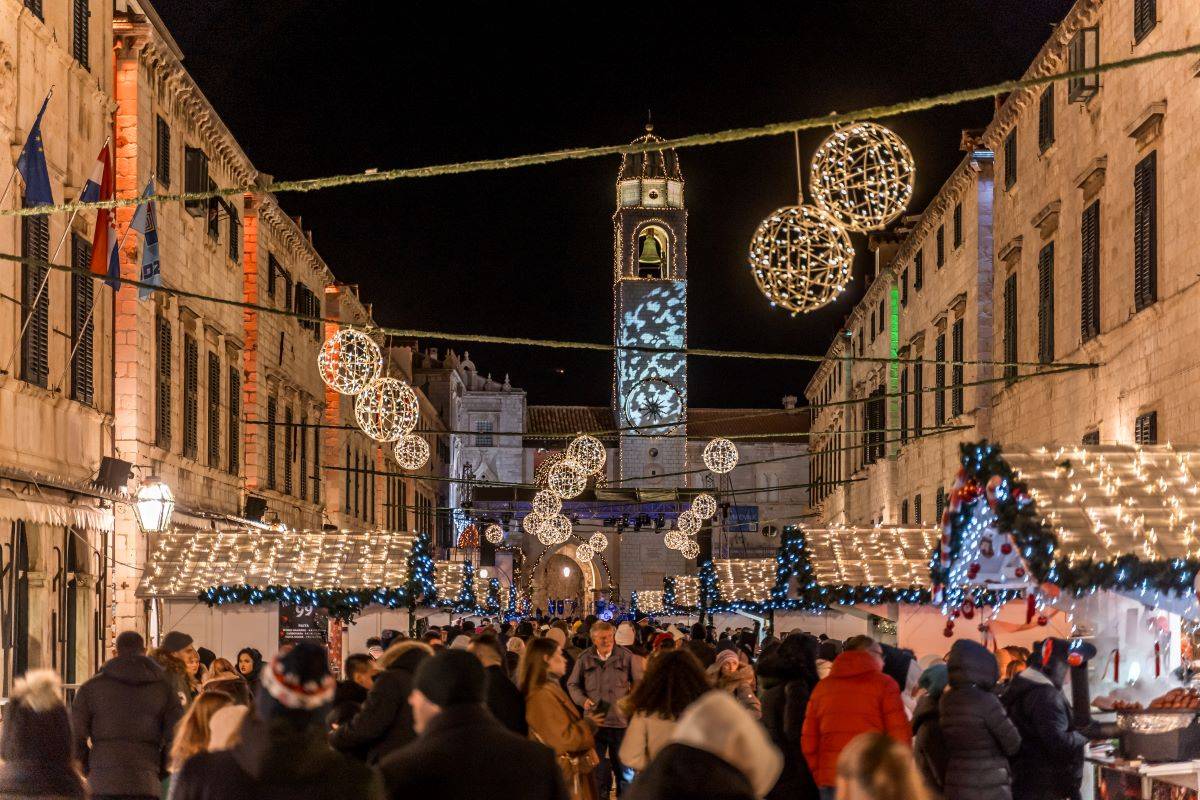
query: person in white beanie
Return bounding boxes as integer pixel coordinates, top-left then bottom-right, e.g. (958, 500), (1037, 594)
(627, 690), (783, 800)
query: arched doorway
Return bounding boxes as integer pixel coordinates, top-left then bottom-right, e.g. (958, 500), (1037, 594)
(531, 542), (602, 617)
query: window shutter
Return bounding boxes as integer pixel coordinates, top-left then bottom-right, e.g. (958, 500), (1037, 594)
(70, 235), (94, 405)
(914, 495), (923, 524)
(1004, 129), (1017, 190)
(283, 406), (293, 496)
(183, 147), (208, 215)
(936, 226), (945, 268)
(878, 298), (885, 337)
(901, 499), (909, 524)
(953, 203), (963, 248)
(1082, 430), (1100, 445)
(155, 315), (172, 447)
(267, 254), (278, 299)
(952, 318), (964, 417)
(936, 487), (946, 521)
(313, 424), (321, 504)
(914, 250), (924, 290)
(1068, 28), (1100, 101)
(227, 367), (241, 474)
(266, 397), (277, 490)
(207, 352), (221, 467)
(155, 116), (171, 187)
(228, 204), (240, 261)
(24, 0), (42, 19)
(1135, 411), (1158, 445)
(913, 362), (924, 436)
(901, 268), (909, 307)
(183, 335), (199, 459)
(1081, 201), (1101, 342)
(1038, 86), (1054, 152)
(1038, 242), (1055, 363)
(20, 214), (50, 387)
(299, 417), (308, 501)
(1003, 274), (1018, 381)
(1134, 0), (1156, 42)
(72, 0), (89, 69)
(899, 367), (909, 444)
(934, 334), (946, 425)
(344, 446), (352, 514)
(1134, 151), (1157, 311)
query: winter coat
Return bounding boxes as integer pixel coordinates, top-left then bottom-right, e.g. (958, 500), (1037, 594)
(153, 650), (193, 708)
(168, 714), (384, 800)
(71, 654), (184, 797)
(801, 650), (912, 788)
(567, 645), (644, 728)
(912, 692), (947, 795)
(379, 704), (564, 800)
(627, 743), (756, 800)
(328, 646), (428, 763)
(618, 713), (677, 772)
(201, 674), (252, 706)
(939, 640), (1021, 800)
(1002, 669), (1087, 800)
(484, 663), (528, 736)
(526, 682), (599, 800)
(759, 670), (818, 800)
(708, 663), (762, 719)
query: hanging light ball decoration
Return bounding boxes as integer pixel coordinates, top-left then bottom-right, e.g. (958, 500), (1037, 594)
(532, 489), (563, 518)
(354, 378), (419, 442)
(543, 514), (572, 545)
(484, 524), (504, 545)
(749, 205), (854, 315)
(588, 532), (609, 552)
(575, 543), (595, 563)
(393, 433), (430, 470)
(680, 539), (701, 559)
(534, 451), (567, 488)
(809, 122), (915, 232)
(317, 328), (382, 395)
(691, 493), (717, 520)
(566, 434), (607, 476)
(548, 459), (588, 500)
(676, 510), (701, 536)
(703, 438), (740, 474)
(664, 530), (684, 550)
(522, 512), (548, 537)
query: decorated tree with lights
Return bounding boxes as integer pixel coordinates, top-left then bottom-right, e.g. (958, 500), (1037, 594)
(406, 531), (436, 635)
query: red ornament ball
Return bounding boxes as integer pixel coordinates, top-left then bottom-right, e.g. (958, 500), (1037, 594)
(1015, 567), (1026, 578)
(1000, 543), (1013, 555)
(1036, 615), (1049, 626)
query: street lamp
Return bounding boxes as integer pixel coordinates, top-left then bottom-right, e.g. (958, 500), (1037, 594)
(562, 565), (571, 578)
(135, 477), (175, 533)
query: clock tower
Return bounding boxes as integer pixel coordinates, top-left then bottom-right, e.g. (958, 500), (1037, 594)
(613, 126), (688, 488)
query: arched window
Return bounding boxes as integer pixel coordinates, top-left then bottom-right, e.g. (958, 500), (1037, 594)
(636, 228), (668, 279)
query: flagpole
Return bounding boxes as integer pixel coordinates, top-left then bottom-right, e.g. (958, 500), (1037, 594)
(0, 87), (53, 213)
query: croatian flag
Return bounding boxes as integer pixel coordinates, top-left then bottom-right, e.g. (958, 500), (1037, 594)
(87, 145), (121, 290)
(16, 93), (53, 206)
(130, 179), (160, 300)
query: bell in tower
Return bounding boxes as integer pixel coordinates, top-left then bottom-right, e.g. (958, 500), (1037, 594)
(637, 230), (664, 278)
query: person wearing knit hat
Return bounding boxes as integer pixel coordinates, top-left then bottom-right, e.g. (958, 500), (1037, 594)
(627, 690), (783, 800)
(153, 630), (197, 706)
(168, 642), (385, 800)
(0, 669), (86, 799)
(708, 648), (762, 719)
(379, 650), (565, 799)
(615, 621), (636, 647)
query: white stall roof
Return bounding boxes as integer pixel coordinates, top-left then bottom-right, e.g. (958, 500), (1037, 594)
(801, 526), (939, 589)
(714, 558), (776, 602)
(433, 560), (470, 604)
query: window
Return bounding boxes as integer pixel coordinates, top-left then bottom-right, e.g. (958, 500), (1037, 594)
(20, 214), (50, 387)
(864, 386), (885, 465)
(344, 446), (352, 515)
(1068, 27), (1100, 102)
(155, 315), (172, 447)
(228, 366), (241, 474)
(228, 203), (240, 261)
(899, 367), (909, 444)
(283, 406), (293, 496)
(183, 147), (209, 215)
(1038, 242), (1055, 363)
(1082, 429), (1100, 445)
(266, 397), (277, 490)
(1133, 0), (1156, 43)
(901, 268), (909, 307)
(914, 250), (924, 290)
(155, 116), (171, 187)
(474, 421), (494, 447)
(295, 284), (321, 337)
(936, 487), (946, 521)
(1135, 411), (1157, 445)
(72, 0), (89, 69)
(183, 335), (199, 460)
(1081, 201), (1101, 341)
(878, 298), (885, 337)
(953, 203), (963, 249)
(1003, 273), (1017, 382)
(267, 254), (278, 299)
(23, 0), (42, 19)
(900, 499), (909, 525)
(936, 226), (945, 268)
(934, 333), (946, 426)
(312, 424), (321, 504)
(913, 494), (923, 524)
(951, 318), (964, 417)
(1134, 151), (1158, 311)
(206, 191), (221, 241)
(913, 361), (924, 436)
(207, 353), (221, 468)
(1038, 87), (1055, 152)
(299, 417), (308, 502)
(1003, 129), (1017, 190)
(70, 235), (94, 405)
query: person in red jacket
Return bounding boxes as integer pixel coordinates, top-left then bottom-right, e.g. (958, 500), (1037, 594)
(801, 636), (912, 800)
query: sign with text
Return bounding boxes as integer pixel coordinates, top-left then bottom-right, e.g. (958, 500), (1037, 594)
(278, 603), (329, 648)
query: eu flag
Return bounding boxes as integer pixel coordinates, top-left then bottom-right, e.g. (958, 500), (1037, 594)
(16, 94), (53, 206)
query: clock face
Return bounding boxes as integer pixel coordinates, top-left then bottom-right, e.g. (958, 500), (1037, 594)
(624, 376), (684, 436)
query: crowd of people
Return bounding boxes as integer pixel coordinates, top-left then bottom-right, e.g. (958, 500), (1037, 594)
(0, 614), (1095, 800)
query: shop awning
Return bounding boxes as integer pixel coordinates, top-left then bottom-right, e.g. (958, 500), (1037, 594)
(713, 558), (776, 603)
(801, 526), (939, 590)
(138, 530), (416, 597)
(433, 560), (470, 605)
(0, 486), (115, 532)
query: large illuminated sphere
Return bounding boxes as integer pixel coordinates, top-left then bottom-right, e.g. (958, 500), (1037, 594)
(691, 493), (717, 520)
(575, 543), (595, 563)
(484, 524), (504, 544)
(664, 531), (684, 550)
(534, 451), (566, 487)
(354, 378), (419, 442)
(543, 514), (572, 545)
(749, 205), (854, 315)
(676, 510), (701, 536)
(393, 434), (430, 470)
(680, 539), (700, 559)
(532, 489), (563, 518)
(703, 438), (739, 474)
(566, 434), (606, 476)
(318, 329), (382, 395)
(810, 122), (915, 232)
(522, 512), (548, 537)
(548, 459), (587, 500)
(588, 532), (609, 552)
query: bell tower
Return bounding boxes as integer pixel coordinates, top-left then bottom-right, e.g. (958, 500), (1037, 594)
(613, 126), (688, 488)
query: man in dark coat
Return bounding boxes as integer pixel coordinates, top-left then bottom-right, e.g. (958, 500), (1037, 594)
(468, 633), (527, 735)
(169, 642), (384, 800)
(380, 650), (564, 799)
(329, 642), (431, 763)
(940, 639), (1021, 800)
(757, 632), (820, 800)
(912, 662), (949, 794)
(71, 631), (184, 799)
(1002, 638), (1094, 800)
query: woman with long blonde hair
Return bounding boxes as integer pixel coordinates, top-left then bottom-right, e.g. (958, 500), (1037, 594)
(836, 732), (929, 800)
(519, 637), (605, 800)
(169, 690), (233, 773)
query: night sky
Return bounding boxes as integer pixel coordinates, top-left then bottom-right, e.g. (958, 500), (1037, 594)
(151, 0), (1072, 408)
